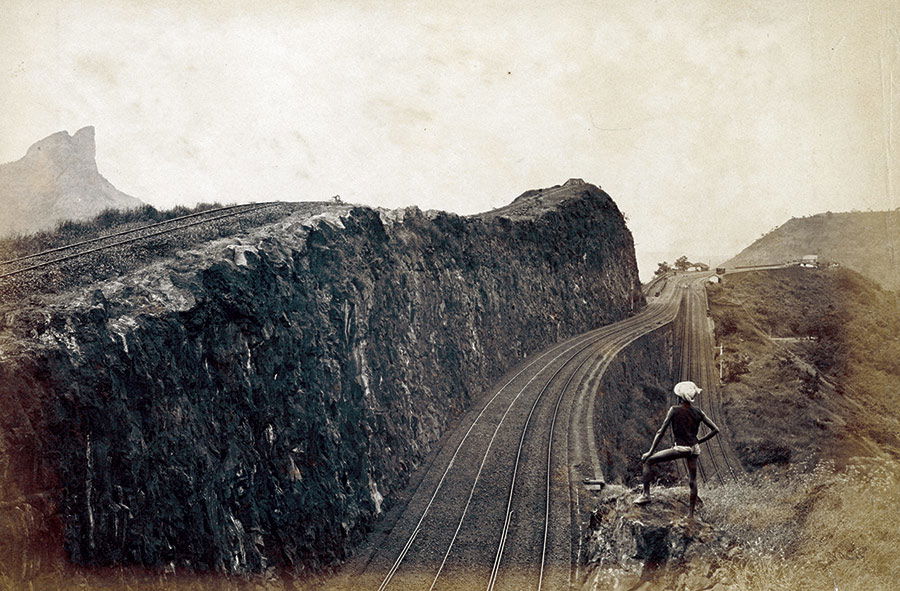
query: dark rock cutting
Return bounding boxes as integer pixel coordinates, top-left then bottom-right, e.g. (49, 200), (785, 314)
(0, 180), (643, 574)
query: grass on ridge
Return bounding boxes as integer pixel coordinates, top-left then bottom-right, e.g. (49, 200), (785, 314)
(0, 203), (226, 261)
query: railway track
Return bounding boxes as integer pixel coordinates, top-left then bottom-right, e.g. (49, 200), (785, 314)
(540, 299), (686, 591)
(687, 279), (743, 479)
(0, 202), (336, 301)
(327, 279), (685, 591)
(641, 273), (668, 297)
(674, 275), (743, 487)
(320, 269), (746, 591)
(487, 317), (669, 591)
(0, 202), (279, 280)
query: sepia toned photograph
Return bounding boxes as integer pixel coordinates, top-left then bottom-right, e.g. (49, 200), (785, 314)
(0, 1), (897, 590)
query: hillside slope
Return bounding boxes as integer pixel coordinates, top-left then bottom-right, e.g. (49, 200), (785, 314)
(662, 267), (900, 591)
(723, 210), (899, 290)
(0, 181), (642, 577)
(0, 127), (143, 238)
(708, 266), (900, 469)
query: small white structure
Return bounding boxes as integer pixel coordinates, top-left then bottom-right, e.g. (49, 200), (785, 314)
(800, 254), (818, 268)
(582, 478), (606, 492)
(708, 275), (721, 283)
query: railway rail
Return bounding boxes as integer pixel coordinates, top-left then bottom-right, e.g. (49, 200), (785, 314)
(325, 270), (746, 591)
(641, 273), (667, 297)
(0, 201), (337, 301)
(488, 318), (665, 591)
(377, 323), (637, 590)
(0, 202), (279, 280)
(717, 261), (803, 275)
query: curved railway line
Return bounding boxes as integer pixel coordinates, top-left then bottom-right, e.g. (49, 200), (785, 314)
(0, 201), (343, 301)
(325, 271), (744, 591)
(374, 313), (672, 591)
(325, 272), (739, 591)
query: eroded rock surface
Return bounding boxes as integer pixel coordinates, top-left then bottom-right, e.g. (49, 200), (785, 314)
(594, 326), (675, 484)
(584, 486), (736, 591)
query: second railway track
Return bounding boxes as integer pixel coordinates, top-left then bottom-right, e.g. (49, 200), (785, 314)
(0, 201), (340, 301)
(675, 276), (743, 486)
(0, 202), (279, 279)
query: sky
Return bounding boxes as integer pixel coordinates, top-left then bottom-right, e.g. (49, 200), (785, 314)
(1, 0), (897, 279)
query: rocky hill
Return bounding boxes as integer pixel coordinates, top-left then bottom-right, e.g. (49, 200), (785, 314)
(0, 127), (143, 238)
(683, 267), (900, 591)
(723, 210), (899, 290)
(0, 181), (642, 577)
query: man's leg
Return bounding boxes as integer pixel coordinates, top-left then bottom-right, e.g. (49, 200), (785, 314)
(686, 456), (698, 517)
(638, 448), (690, 503)
(642, 461), (652, 496)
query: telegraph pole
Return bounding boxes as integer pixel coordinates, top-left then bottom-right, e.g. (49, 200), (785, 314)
(719, 344), (724, 383)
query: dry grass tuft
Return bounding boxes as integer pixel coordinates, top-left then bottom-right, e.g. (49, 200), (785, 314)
(691, 459), (900, 591)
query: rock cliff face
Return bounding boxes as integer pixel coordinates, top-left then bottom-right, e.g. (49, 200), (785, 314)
(0, 181), (643, 573)
(0, 127), (143, 237)
(594, 325), (676, 484)
(583, 486), (736, 591)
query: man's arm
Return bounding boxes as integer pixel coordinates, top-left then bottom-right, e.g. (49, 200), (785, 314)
(697, 409), (720, 444)
(641, 407), (674, 461)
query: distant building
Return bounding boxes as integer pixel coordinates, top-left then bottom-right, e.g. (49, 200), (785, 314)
(708, 275), (721, 283)
(800, 254), (818, 268)
(687, 263), (709, 272)
(715, 266), (726, 275)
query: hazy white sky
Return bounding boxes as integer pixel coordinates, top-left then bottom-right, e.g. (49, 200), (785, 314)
(1, 0), (897, 277)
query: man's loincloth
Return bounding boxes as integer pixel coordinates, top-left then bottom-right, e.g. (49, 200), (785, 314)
(671, 444), (701, 456)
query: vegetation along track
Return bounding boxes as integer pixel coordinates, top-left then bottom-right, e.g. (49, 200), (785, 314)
(0, 203), (273, 274)
(325, 277), (689, 591)
(0, 202), (330, 300)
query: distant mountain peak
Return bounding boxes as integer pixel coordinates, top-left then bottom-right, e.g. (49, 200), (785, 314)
(28, 125), (92, 151)
(0, 127), (143, 238)
(23, 126), (98, 175)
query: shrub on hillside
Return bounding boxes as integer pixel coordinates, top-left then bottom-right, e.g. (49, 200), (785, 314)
(723, 350), (750, 382)
(741, 440), (792, 468)
(799, 369), (822, 399)
(716, 310), (739, 338)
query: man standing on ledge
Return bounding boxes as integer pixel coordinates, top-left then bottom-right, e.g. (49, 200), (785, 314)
(635, 381), (720, 517)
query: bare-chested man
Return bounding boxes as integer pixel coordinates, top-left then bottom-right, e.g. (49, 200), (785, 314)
(635, 380), (720, 517)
